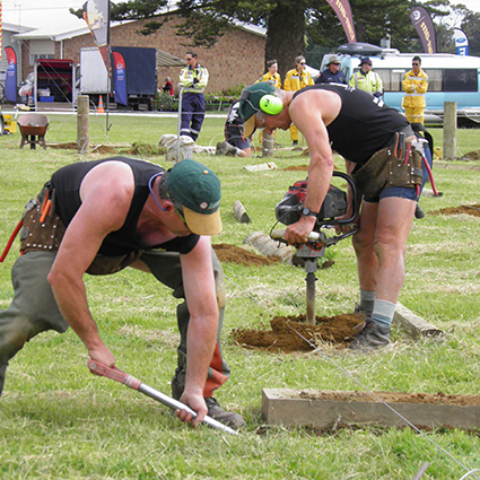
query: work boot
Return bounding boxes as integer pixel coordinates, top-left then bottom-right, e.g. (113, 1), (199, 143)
(216, 141), (228, 155)
(205, 397), (246, 430)
(353, 303), (367, 316)
(292, 140), (298, 146)
(415, 204), (426, 219)
(172, 380), (245, 430)
(216, 141), (236, 156)
(348, 318), (390, 351)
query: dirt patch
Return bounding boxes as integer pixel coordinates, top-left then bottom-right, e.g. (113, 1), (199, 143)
(297, 390), (480, 406)
(282, 165), (309, 171)
(213, 243), (281, 266)
(232, 314), (365, 353)
(429, 204), (480, 217)
(464, 150), (480, 161)
(47, 142), (79, 150)
(47, 142), (129, 155)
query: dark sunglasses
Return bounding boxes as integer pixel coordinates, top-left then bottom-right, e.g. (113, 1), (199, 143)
(412, 63), (419, 66)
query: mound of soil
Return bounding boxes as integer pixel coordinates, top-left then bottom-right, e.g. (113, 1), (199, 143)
(232, 314), (365, 353)
(464, 150), (480, 161)
(430, 204), (480, 217)
(213, 243), (281, 266)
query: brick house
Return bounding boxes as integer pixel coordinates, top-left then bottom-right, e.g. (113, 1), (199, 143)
(12, 12), (266, 95)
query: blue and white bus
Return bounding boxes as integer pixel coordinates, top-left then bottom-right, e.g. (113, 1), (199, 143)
(321, 43), (480, 124)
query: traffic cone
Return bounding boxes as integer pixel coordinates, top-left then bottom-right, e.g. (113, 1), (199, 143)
(98, 95), (105, 113)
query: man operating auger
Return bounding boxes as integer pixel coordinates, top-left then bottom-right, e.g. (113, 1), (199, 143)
(239, 82), (432, 351)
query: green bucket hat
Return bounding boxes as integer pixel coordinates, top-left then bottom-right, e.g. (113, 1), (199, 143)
(238, 82), (277, 138)
(167, 159), (222, 236)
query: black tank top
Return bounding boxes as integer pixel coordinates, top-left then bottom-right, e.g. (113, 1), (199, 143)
(293, 84), (410, 164)
(50, 157), (199, 256)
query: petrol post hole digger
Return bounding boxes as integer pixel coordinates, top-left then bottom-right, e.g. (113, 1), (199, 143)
(270, 172), (360, 325)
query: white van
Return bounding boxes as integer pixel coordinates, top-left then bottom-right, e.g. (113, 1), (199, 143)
(321, 43), (480, 124)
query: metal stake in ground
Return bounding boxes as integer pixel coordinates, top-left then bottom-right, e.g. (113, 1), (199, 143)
(88, 360), (238, 435)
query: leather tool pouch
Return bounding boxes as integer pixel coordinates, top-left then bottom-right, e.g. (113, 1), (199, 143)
(352, 133), (423, 199)
(20, 184), (143, 275)
(20, 185), (66, 254)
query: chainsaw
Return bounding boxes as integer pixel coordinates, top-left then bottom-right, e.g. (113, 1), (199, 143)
(270, 172), (360, 324)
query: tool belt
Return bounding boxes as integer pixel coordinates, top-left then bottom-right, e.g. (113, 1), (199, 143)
(20, 183), (66, 255)
(19, 183), (143, 275)
(352, 129), (424, 199)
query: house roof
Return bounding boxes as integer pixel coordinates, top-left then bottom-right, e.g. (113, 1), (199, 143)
(156, 51), (187, 68)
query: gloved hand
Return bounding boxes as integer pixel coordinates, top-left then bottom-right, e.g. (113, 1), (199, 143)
(193, 78), (199, 86)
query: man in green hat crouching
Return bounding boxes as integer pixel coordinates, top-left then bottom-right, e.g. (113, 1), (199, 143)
(0, 156), (245, 430)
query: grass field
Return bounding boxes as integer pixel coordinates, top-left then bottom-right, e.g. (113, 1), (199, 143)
(0, 111), (479, 479)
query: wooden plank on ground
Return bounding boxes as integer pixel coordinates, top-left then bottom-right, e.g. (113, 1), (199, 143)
(394, 303), (444, 338)
(262, 388), (480, 430)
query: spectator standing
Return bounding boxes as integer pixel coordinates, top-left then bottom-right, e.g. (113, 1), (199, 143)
(179, 52), (209, 141)
(315, 55), (346, 85)
(256, 59), (282, 88)
(256, 59), (282, 145)
(402, 56), (429, 124)
(283, 55), (314, 145)
(349, 57), (383, 98)
(162, 77), (174, 96)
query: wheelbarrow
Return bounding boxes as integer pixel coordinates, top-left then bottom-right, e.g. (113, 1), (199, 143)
(18, 113), (49, 150)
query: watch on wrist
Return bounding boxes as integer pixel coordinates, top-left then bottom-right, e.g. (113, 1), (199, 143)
(302, 207), (318, 218)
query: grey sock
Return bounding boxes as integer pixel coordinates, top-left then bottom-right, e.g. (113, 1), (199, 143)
(360, 289), (376, 317)
(372, 299), (396, 327)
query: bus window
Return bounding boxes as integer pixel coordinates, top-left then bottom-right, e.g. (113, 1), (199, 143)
(391, 69), (405, 92)
(376, 69), (405, 92)
(444, 69), (477, 92)
(424, 69), (442, 92)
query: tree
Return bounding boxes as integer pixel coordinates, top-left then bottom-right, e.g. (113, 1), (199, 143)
(306, 0), (422, 53)
(73, 0), (480, 82)
(105, 1), (309, 81)
(461, 11), (480, 56)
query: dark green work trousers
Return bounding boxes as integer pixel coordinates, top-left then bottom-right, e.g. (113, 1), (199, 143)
(0, 249), (230, 398)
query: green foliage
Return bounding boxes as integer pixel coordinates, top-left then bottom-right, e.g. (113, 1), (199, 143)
(461, 11), (480, 56)
(1, 113), (480, 479)
(108, 0), (480, 80)
(152, 92), (177, 111)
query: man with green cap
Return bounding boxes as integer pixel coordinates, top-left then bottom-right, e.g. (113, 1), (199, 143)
(238, 82), (432, 352)
(0, 156), (245, 429)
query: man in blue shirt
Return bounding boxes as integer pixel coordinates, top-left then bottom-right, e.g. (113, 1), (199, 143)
(315, 55), (346, 85)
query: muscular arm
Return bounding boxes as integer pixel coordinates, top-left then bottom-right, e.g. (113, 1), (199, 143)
(284, 90), (339, 243)
(47, 162), (134, 366)
(176, 236), (218, 426)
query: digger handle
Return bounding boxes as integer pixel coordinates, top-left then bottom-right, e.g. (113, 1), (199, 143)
(87, 360), (238, 435)
(270, 229), (322, 242)
(88, 359), (141, 389)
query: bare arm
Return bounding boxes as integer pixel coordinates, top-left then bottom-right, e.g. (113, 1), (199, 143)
(284, 90), (339, 243)
(176, 236), (218, 426)
(47, 162), (134, 367)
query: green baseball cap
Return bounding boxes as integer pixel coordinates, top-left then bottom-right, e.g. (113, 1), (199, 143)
(238, 82), (276, 138)
(167, 159), (222, 236)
